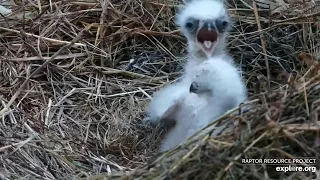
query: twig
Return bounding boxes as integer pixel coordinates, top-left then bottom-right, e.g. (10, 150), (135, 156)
(283, 124), (320, 131)
(0, 29), (86, 116)
(0, 135), (36, 152)
(0, 27), (86, 47)
(170, 134), (210, 174)
(96, 0), (110, 66)
(275, 11), (320, 23)
(6, 53), (87, 62)
(252, 1), (270, 89)
(215, 131), (268, 179)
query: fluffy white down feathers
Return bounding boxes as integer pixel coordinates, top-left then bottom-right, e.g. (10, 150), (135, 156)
(159, 56), (247, 152)
(144, 77), (191, 124)
(144, 0), (248, 152)
(145, 0), (233, 124)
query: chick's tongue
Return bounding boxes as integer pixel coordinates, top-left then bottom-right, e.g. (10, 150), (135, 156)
(203, 41), (213, 49)
(197, 27), (218, 51)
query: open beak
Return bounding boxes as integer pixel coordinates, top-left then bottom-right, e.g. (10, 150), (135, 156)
(196, 22), (219, 57)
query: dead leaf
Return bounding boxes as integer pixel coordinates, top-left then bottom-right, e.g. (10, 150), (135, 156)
(255, 0), (289, 15)
(298, 52), (320, 77)
(298, 52), (319, 67)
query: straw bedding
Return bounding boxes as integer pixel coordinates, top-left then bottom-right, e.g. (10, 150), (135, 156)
(0, 0), (319, 179)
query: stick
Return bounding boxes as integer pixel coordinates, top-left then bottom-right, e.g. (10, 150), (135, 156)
(252, 1), (270, 88)
(0, 27), (86, 47)
(0, 29), (86, 116)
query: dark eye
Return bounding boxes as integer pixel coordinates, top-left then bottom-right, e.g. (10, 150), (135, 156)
(216, 19), (228, 31)
(186, 22), (194, 29)
(221, 21), (228, 27)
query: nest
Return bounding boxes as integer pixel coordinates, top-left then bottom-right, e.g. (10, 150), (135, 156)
(0, 0), (319, 179)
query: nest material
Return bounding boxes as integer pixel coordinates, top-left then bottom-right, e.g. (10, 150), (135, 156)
(0, 0), (319, 179)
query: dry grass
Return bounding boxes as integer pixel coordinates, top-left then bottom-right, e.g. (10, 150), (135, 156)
(0, 0), (319, 179)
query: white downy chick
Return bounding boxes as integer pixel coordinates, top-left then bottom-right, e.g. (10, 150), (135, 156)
(144, 0), (233, 125)
(159, 55), (247, 152)
(144, 77), (192, 124)
(177, 0), (234, 73)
